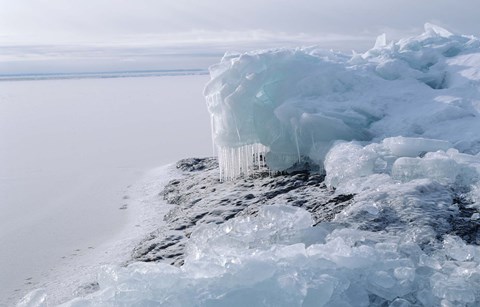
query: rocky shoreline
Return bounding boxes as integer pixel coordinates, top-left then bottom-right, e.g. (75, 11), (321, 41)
(130, 158), (353, 266)
(130, 157), (480, 268)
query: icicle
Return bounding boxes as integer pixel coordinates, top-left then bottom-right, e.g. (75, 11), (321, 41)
(210, 114), (216, 158)
(311, 132), (317, 151)
(216, 143), (269, 181)
(294, 126), (301, 163)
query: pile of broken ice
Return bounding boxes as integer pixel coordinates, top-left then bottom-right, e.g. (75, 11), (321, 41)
(205, 23), (480, 178)
(21, 24), (480, 306)
(31, 205), (480, 306)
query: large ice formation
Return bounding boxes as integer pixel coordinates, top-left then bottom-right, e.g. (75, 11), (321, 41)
(204, 23), (480, 180)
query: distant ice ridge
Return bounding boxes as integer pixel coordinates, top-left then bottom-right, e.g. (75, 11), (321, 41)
(21, 205), (480, 307)
(204, 23), (480, 180)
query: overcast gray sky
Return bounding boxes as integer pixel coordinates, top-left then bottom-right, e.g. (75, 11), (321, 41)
(1, 0), (479, 74)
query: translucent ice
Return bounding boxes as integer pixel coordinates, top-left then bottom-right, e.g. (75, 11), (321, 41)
(391, 156), (459, 184)
(204, 24), (480, 180)
(36, 206), (480, 307)
(382, 137), (452, 158)
(322, 136), (480, 246)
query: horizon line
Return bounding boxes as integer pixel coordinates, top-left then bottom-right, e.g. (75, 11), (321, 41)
(0, 68), (209, 82)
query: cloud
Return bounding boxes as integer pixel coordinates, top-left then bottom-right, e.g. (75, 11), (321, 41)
(1, 0), (479, 47)
(1, 0), (479, 74)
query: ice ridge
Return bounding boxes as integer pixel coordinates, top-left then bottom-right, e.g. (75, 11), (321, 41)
(204, 23), (480, 180)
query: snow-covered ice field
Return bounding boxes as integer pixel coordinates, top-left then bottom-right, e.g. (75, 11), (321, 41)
(0, 75), (211, 305)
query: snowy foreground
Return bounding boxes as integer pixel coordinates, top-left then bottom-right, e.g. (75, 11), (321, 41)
(20, 25), (480, 306)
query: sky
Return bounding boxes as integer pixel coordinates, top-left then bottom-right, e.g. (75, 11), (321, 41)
(1, 0), (479, 74)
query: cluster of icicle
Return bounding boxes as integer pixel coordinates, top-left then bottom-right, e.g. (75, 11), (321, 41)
(217, 143), (268, 181)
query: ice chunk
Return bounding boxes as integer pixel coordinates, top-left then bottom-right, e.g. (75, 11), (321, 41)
(443, 235), (475, 261)
(374, 33), (387, 49)
(419, 254), (442, 270)
(383, 137), (452, 158)
(394, 267), (416, 282)
(370, 270), (396, 289)
(431, 272), (476, 303)
(424, 23), (453, 38)
(324, 142), (378, 188)
(375, 59), (411, 80)
(302, 275), (336, 306)
(391, 155), (459, 184)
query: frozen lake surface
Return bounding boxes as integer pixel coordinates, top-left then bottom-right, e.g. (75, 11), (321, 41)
(0, 75), (212, 305)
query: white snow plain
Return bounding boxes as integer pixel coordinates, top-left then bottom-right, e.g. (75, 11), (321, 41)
(0, 75), (211, 305)
(19, 24), (480, 306)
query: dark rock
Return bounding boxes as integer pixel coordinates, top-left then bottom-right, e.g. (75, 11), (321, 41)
(176, 157), (218, 172)
(131, 157), (352, 266)
(449, 196), (480, 244)
(130, 157), (479, 269)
